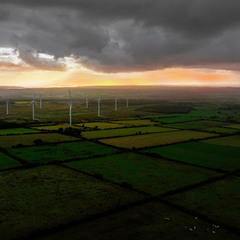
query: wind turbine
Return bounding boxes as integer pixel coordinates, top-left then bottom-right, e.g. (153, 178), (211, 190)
(98, 97), (101, 117)
(30, 96), (39, 120)
(6, 98), (11, 115)
(126, 97), (129, 108)
(86, 96), (89, 109)
(68, 90), (73, 125)
(115, 97), (118, 111)
(39, 94), (43, 109)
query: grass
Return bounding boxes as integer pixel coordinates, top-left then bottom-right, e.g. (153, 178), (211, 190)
(31, 125), (82, 130)
(162, 120), (231, 130)
(110, 119), (155, 126)
(153, 116), (200, 123)
(36, 201), (239, 240)
(0, 133), (80, 148)
(166, 176), (240, 229)
(0, 128), (40, 135)
(202, 135), (240, 148)
(142, 142), (240, 171)
(64, 153), (219, 195)
(0, 165), (143, 240)
(202, 127), (239, 134)
(9, 141), (119, 164)
(0, 152), (21, 170)
(225, 124), (240, 129)
(75, 122), (124, 129)
(99, 131), (217, 149)
(82, 126), (178, 139)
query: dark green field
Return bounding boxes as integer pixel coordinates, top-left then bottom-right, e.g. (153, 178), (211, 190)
(166, 176), (240, 229)
(0, 152), (21, 170)
(64, 153), (219, 195)
(0, 165), (143, 240)
(9, 141), (119, 164)
(142, 142), (240, 171)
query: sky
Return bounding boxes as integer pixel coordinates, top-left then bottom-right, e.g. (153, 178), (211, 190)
(1, 0), (240, 87)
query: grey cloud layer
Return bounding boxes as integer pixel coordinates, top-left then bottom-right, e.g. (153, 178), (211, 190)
(0, 0), (240, 71)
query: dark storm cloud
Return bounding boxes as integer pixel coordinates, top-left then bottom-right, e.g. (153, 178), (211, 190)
(1, 0), (240, 72)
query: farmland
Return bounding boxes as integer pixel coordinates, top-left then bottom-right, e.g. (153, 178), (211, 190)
(110, 119), (155, 126)
(0, 133), (80, 148)
(0, 165), (143, 240)
(64, 153), (219, 195)
(36, 201), (239, 240)
(9, 141), (119, 164)
(202, 135), (240, 148)
(99, 130), (217, 149)
(0, 152), (21, 170)
(142, 142), (240, 171)
(0, 86), (240, 239)
(81, 126), (178, 139)
(162, 120), (231, 130)
(75, 122), (125, 129)
(166, 176), (240, 229)
(0, 127), (39, 135)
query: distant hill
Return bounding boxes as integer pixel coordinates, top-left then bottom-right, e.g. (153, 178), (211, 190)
(0, 86), (25, 89)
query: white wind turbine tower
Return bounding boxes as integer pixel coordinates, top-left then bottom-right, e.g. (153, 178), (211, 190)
(6, 98), (11, 115)
(115, 97), (118, 111)
(39, 94), (43, 109)
(86, 96), (89, 109)
(126, 97), (129, 108)
(98, 97), (101, 117)
(30, 96), (39, 120)
(68, 90), (73, 125)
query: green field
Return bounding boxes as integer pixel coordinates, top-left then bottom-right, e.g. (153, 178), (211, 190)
(32, 125), (82, 130)
(37, 201), (238, 240)
(82, 126), (178, 139)
(0, 152), (21, 170)
(202, 127), (239, 134)
(110, 119), (155, 126)
(0, 133), (80, 148)
(162, 120), (231, 130)
(0, 128), (40, 135)
(225, 124), (240, 129)
(203, 135), (240, 148)
(64, 153), (219, 195)
(9, 141), (119, 164)
(153, 116), (201, 123)
(0, 165), (143, 240)
(75, 122), (124, 129)
(100, 131), (217, 149)
(142, 142), (240, 171)
(166, 176), (240, 229)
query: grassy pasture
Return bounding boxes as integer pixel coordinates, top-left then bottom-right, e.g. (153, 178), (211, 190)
(0, 128), (39, 135)
(202, 135), (240, 148)
(225, 124), (240, 129)
(153, 116), (200, 123)
(99, 131), (217, 149)
(75, 122), (124, 129)
(0, 152), (21, 170)
(202, 127), (239, 134)
(32, 125), (83, 131)
(37, 201), (239, 240)
(166, 176), (240, 229)
(162, 120), (231, 130)
(9, 141), (118, 164)
(82, 126), (178, 139)
(142, 142), (240, 171)
(64, 153), (219, 195)
(0, 133), (80, 148)
(0, 165), (143, 240)
(110, 119), (155, 126)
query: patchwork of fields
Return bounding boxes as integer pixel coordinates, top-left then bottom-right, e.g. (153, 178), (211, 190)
(0, 115), (239, 240)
